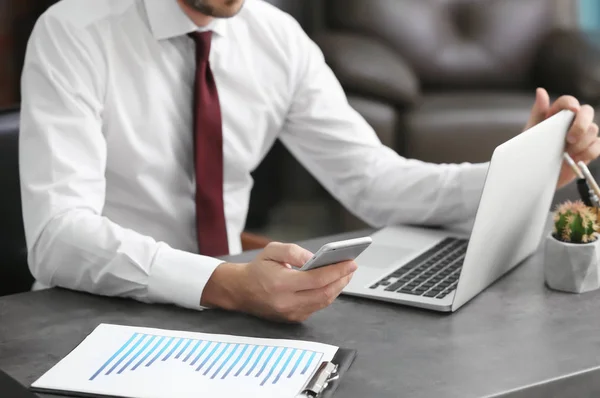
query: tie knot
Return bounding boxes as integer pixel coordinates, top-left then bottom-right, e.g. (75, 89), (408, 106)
(188, 31), (213, 62)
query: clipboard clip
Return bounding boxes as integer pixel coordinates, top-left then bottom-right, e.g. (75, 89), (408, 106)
(297, 361), (339, 398)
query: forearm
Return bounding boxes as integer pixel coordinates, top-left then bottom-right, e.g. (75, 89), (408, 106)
(27, 208), (222, 310)
(351, 146), (489, 227)
(288, 141), (488, 229)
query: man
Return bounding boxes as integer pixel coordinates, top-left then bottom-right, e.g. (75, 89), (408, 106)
(19, 0), (600, 323)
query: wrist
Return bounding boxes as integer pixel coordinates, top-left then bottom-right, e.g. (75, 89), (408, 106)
(200, 262), (246, 311)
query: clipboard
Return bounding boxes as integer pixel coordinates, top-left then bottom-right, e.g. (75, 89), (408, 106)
(28, 324), (357, 398)
(30, 349), (357, 398)
(296, 348), (357, 398)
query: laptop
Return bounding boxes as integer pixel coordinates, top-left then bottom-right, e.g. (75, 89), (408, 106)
(344, 110), (575, 312)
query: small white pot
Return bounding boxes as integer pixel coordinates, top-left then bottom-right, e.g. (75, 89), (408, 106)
(544, 234), (600, 293)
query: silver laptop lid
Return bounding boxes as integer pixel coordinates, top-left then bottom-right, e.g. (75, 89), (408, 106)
(452, 110), (575, 311)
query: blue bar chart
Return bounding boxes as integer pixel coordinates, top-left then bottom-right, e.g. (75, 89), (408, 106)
(89, 332), (323, 388)
(32, 324), (338, 398)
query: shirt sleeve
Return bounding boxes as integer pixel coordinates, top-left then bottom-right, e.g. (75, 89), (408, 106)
(19, 13), (222, 310)
(278, 21), (489, 229)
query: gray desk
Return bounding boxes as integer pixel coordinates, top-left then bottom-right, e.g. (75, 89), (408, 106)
(2, 230), (600, 398)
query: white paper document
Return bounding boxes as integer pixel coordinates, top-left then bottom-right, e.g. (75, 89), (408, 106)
(31, 323), (338, 398)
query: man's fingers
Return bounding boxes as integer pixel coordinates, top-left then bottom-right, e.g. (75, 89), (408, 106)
(546, 95), (581, 120)
(573, 138), (600, 164)
(266, 273), (355, 323)
(292, 260), (358, 291)
(296, 273), (354, 310)
(566, 105), (595, 144)
(526, 88), (550, 129)
(567, 122), (599, 156)
(261, 242), (313, 268)
(587, 139), (600, 163)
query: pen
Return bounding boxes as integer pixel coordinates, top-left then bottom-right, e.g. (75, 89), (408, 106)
(565, 153), (596, 206)
(577, 161), (600, 208)
(564, 153), (584, 179)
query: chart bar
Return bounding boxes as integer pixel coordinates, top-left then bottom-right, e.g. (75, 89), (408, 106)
(120, 335), (156, 374)
(288, 350), (307, 378)
(183, 339), (202, 363)
(203, 343), (230, 376)
(274, 348), (296, 384)
(175, 339), (192, 359)
(89, 333), (139, 380)
(302, 351), (317, 375)
(212, 344), (239, 380)
(196, 342), (222, 372)
(190, 342), (210, 367)
(90, 333), (328, 389)
(106, 334), (146, 375)
(147, 337), (173, 367)
(235, 345), (258, 377)
(132, 336), (165, 371)
(246, 345), (269, 376)
(261, 347), (287, 386)
(163, 338), (184, 361)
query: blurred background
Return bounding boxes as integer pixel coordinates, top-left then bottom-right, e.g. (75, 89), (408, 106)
(2, 0), (600, 296)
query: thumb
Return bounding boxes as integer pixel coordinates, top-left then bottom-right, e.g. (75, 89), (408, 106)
(526, 88), (551, 130)
(260, 242), (314, 268)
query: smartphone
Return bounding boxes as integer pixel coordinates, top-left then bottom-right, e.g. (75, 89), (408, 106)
(298, 237), (372, 272)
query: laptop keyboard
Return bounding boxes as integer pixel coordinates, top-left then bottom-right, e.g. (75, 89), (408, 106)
(369, 238), (468, 299)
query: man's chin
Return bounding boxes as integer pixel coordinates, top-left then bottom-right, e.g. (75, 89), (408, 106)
(183, 0), (245, 18)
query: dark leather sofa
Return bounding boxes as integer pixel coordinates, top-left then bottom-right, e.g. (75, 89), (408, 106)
(316, 0), (600, 164)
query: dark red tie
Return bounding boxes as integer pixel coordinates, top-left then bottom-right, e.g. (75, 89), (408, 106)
(189, 31), (229, 257)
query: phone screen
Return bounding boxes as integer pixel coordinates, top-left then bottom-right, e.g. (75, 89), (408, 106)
(299, 239), (371, 271)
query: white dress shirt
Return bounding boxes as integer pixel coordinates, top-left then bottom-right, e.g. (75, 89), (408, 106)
(19, 0), (489, 311)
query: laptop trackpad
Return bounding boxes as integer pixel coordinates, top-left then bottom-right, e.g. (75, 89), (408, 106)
(355, 244), (418, 269)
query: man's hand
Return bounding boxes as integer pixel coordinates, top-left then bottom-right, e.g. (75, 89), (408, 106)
(526, 88), (600, 189)
(200, 242), (357, 323)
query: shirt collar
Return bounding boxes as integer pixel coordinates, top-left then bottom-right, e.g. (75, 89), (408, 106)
(144, 0), (228, 40)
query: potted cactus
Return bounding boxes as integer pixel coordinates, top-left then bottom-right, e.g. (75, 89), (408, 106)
(545, 200), (600, 293)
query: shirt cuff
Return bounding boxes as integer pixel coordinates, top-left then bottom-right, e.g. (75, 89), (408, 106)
(458, 162), (490, 220)
(147, 244), (223, 311)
